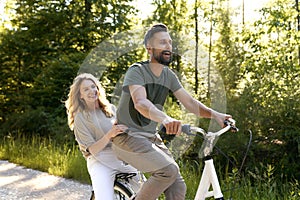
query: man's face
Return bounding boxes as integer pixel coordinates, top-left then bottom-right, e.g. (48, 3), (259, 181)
(148, 32), (173, 65)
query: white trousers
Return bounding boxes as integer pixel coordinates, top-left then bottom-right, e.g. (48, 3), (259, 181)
(87, 149), (138, 200)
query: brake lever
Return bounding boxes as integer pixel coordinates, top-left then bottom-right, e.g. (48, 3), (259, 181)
(224, 119), (239, 132)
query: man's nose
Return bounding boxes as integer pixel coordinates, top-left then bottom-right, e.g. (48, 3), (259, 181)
(166, 43), (172, 50)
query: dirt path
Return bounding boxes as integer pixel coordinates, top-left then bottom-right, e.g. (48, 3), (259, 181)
(0, 160), (92, 200)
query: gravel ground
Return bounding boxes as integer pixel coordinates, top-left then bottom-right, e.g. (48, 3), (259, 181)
(0, 160), (93, 200)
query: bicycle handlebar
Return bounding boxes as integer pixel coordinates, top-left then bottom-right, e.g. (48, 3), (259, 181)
(159, 119), (239, 137)
(159, 119), (239, 157)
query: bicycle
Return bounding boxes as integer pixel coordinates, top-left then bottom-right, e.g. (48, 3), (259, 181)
(89, 170), (146, 200)
(160, 119), (241, 200)
(90, 119), (245, 200)
(180, 119), (239, 200)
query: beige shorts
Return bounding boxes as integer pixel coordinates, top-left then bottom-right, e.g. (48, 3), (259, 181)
(112, 132), (176, 172)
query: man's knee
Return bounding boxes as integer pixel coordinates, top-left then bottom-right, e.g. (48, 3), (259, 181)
(153, 164), (179, 181)
(178, 180), (187, 196)
(164, 177), (187, 200)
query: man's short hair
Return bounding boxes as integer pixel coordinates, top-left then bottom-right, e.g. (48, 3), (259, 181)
(143, 23), (168, 48)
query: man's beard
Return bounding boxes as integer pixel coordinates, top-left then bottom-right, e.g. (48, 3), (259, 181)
(153, 48), (172, 66)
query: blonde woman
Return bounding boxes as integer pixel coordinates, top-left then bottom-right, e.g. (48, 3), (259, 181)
(65, 73), (138, 200)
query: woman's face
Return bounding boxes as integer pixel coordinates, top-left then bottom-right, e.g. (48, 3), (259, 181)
(79, 79), (98, 105)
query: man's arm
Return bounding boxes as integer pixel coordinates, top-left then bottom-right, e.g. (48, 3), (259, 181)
(173, 88), (232, 126)
(129, 84), (181, 134)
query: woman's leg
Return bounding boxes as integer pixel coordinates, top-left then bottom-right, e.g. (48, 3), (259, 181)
(117, 162), (144, 194)
(87, 156), (114, 200)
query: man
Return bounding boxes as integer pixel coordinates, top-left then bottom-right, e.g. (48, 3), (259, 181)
(112, 23), (233, 200)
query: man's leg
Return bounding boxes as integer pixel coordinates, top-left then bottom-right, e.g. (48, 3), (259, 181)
(135, 163), (179, 200)
(164, 172), (187, 200)
(112, 134), (186, 199)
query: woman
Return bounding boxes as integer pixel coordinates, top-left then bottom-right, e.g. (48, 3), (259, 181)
(65, 73), (138, 200)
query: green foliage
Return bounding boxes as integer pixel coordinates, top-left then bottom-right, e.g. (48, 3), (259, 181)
(0, 0), (138, 137)
(146, 0), (194, 79)
(1, 134), (299, 199)
(0, 133), (90, 183)
(229, 0), (300, 180)
(213, 0), (244, 93)
(0, 107), (51, 135)
(236, 163), (300, 200)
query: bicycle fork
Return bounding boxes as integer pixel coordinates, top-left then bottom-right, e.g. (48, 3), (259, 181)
(194, 157), (224, 200)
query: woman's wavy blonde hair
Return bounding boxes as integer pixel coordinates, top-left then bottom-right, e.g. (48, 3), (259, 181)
(65, 73), (113, 130)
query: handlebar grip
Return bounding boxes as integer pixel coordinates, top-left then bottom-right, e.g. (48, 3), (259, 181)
(182, 124), (191, 134)
(159, 124), (191, 134)
(224, 119), (239, 132)
(159, 125), (166, 133)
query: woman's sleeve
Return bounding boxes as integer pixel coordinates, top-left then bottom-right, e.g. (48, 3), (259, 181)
(73, 113), (96, 153)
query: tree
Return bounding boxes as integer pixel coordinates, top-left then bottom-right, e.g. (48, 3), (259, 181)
(0, 0), (138, 137)
(146, 0), (192, 73)
(236, 0), (300, 179)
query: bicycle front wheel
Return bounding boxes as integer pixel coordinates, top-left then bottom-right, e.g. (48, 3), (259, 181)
(114, 181), (133, 200)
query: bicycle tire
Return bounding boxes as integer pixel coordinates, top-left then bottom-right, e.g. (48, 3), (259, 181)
(114, 181), (133, 200)
(89, 182), (133, 200)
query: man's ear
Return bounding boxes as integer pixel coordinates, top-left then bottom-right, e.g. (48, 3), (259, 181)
(146, 45), (152, 53)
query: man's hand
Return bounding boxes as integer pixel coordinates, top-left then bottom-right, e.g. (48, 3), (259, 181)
(212, 112), (233, 128)
(162, 117), (182, 135)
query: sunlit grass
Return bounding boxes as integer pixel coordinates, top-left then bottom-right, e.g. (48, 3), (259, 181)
(0, 133), (90, 184)
(0, 133), (299, 199)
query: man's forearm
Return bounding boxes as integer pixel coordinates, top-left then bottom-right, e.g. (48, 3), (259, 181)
(134, 98), (168, 123)
(192, 100), (223, 119)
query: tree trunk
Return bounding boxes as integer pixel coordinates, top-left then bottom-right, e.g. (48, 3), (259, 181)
(194, 0), (199, 94)
(296, 0), (300, 64)
(208, 1), (214, 98)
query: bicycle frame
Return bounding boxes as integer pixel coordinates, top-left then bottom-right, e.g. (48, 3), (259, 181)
(182, 120), (238, 200)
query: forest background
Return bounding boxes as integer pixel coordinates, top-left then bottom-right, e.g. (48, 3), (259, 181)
(0, 0), (299, 199)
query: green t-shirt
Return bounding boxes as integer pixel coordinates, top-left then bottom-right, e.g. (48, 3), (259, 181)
(117, 61), (182, 137)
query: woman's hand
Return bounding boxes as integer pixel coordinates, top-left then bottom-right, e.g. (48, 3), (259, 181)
(107, 124), (128, 139)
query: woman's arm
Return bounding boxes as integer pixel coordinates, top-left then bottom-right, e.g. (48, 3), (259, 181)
(74, 113), (127, 156)
(87, 123), (127, 155)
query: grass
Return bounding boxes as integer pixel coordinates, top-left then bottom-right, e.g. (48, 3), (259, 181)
(0, 133), (299, 199)
(0, 133), (90, 184)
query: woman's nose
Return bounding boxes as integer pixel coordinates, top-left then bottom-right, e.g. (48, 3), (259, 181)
(89, 88), (97, 93)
